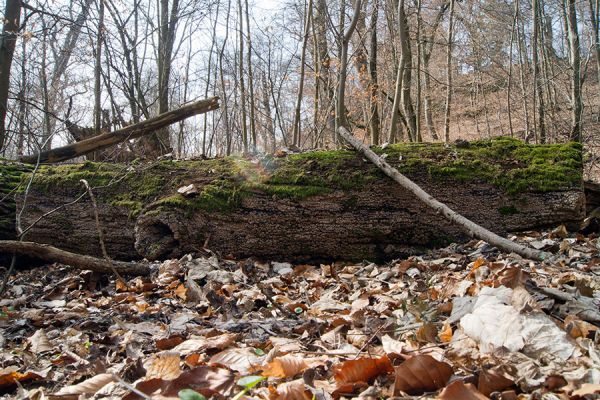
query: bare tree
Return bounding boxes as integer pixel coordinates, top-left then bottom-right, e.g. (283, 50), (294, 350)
(566, 0), (582, 142)
(443, 0), (455, 143)
(0, 0), (21, 151)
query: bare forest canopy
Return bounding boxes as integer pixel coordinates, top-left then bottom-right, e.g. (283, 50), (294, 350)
(0, 0), (598, 161)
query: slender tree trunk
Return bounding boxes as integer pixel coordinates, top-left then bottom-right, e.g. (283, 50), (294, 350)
(219, 0), (232, 155)
(443, 0), (455, 143)
(0, 0), (21, 151)
(589, 0), (600, 121)
(292, 0), (313, 147)
(16, 22), (26, 156)
(94, 0), (105, 135)
(415, 0), (423, 142)
(389, 0), (407, 142)
(507, 0), (518, 137)
(516, 4), (531, 140)
(244, 0), (257, 151)
(567, 0), (582, 142)
(201, 3), (220, 156)
(237, 0), (248, 153)
(532, 0), (546, 143)
(368, 0), (380, 145)
(335, 0), (363, 133)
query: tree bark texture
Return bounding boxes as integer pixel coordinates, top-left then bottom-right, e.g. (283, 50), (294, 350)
(0, 0), (21, 151)
(1, 139), (585, 263)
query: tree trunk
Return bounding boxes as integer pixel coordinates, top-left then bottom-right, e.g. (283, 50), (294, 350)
(566, 0), (582, 142)
(335, 0), (363, 133)
(4, 139), (585, 263)
(0, 0), (21, 151)
(20, 97), (219, 163)
(338, 127), (549, 260)
(291, 0), (313, 147)
(532, 0), (546, 143)
(443, 0), (455, 143)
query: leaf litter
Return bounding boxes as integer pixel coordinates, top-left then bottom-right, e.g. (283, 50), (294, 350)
(0, 225), (599, 399)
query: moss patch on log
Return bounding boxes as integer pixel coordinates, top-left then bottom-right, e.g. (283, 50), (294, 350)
(18, 137), (583, 215)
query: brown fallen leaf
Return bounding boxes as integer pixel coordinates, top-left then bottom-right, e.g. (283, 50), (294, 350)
(270, 379), (313, 400)
(438, 380), (489, 400)
(572, 383), (600, 398)
(54, 373), (116, 396)
(27, 329), (53, 354)
(333, 355), (394, 385)
(262, 355), (309, 378)
(209, 347), (262, 374)
(124, 366), (235, 400)
(393, 354), (453, 395)
(144, 352), (181, 380)
(438, 322), (453, 343)
(156, 336), (185, 351)
(416, 323), (438, 343)
(477, 368), (515, 396)
(0, 367), (45, 389)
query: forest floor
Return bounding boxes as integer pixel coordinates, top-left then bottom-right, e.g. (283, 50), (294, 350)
(0, 225), (599, 400)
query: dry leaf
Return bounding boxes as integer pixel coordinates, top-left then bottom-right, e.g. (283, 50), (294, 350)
(145, 352), (181, 380)
(572, 383), (600, 397)
(0, 367), (44, 389)
(438, 380), (489, 400)
(27, 329), (53, 354)
(124, 366), (235, 400)
(272, 379), (312, 400)
(54, 373), (116, 396)
(477, 368), (514, 396)
(393, 354), (453, 395)
(333, 355), (394, 385)
(416, 323), (438, 343)
(262, 355), (308, 378)
(438, 323), (453, 343)
(156, 336), (185, 351)
(209, 347), (262, 374)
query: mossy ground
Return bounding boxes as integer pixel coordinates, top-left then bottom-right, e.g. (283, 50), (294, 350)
(14, 137), (583, 215)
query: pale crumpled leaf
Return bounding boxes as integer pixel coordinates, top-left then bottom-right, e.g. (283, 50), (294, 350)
(54, 373), (116, 396)
(27, 329), (53, 354)
(458, 286), (578, 360)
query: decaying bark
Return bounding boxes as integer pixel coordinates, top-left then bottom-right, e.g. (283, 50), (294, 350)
(2, 137), (584, 263)
(338, 127), (549, 260)
(0, 241), (149, 275)
(20, 97), (219, 164)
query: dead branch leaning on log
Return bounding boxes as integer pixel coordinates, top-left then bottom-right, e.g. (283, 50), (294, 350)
(337, 126), (551, 261)
(0, 241), (150, 275)
(20, 97), (220, 164)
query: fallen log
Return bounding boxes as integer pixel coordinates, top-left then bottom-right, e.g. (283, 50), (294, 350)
(20, 97), (220, 164)
(2, 137), (586, 262)
(0, 240), (149, 275)
(338, 127), (549, 260)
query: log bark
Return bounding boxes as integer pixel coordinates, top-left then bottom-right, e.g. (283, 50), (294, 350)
(0, 240), (149, 275)
(3, 138), (585, 263)
(338, 127), (549, 260)
(20, 97), (219, 164)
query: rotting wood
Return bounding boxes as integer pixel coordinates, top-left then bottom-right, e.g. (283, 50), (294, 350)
(338, 126), (551, 261)
(20, 97), (220, 164)
(4, 137), (585, 263)
(0, 240), (149, 275)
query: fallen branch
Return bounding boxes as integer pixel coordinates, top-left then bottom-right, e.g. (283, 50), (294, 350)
(20, 97), (220, 164)
(0, 240), (150, 275)
(338, 126), (551, 261)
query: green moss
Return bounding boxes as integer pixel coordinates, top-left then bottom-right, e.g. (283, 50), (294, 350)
(20, 137), (582, 217)
(249, 183), (330, 199)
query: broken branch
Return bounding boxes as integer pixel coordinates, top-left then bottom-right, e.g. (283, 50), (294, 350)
(337, 126), (551, 261)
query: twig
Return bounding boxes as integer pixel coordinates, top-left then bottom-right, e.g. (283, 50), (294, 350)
(81, 179), (125, 283)
(111, 374), (152, 400)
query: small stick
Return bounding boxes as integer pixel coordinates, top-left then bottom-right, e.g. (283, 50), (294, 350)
(81, 179), (125, 283)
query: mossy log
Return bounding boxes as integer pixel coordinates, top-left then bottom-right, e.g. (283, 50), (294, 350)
(1, 138), (586, 263)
